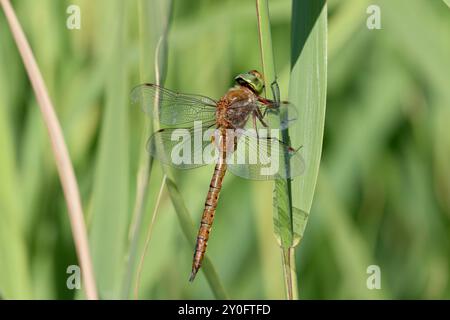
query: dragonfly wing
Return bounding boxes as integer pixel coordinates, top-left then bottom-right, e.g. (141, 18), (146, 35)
(256, 101), (298, 130)
(131, 83), (217, 127)
(227, 129), (305, 180)
(147, 122), (219, 169)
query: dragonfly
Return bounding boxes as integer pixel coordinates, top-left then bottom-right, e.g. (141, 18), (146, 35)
(131, 70), (304, 281)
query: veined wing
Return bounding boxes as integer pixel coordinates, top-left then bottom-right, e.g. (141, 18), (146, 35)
(147, 121), (219, 169)
(226, 99), (297, 131)
(131, 83), (217, 127)
(262, 80), (297, 130)
(227, 129), (305, 180)
(257, 100), (298, 130)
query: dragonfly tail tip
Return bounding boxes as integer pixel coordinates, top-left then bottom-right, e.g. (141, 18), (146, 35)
(189, 270), (198, 282)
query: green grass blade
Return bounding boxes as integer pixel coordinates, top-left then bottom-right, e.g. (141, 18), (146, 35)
(289, 0), (327, 218)
(255, 0), (276, 88)
(284, 0), (327, 298)
(89, 0), (129, 299)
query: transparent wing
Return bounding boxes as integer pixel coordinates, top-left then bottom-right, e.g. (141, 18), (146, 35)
(131, 83), (217, 127)
(229, 101), (298, 132)
(257, 101), (298, 130)
(147, 121), (219, 169)
(227, 129), (305, 180)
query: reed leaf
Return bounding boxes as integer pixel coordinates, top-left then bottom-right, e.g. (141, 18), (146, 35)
(289, 0), (327, 224)
(283, 0), (327, 297)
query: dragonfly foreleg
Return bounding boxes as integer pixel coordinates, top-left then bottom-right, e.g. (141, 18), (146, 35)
(254, 107), (268, 128)
(252, 112), (260, 139)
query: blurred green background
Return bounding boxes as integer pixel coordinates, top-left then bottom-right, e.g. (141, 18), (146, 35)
(0, 0), (449, 299)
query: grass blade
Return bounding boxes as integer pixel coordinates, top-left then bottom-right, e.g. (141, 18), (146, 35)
(287, 0), (327, 297)
(289, 0), (327, 223)
(255, 0), (276, 89)
(288, 0), (327, 298)
(134, 175), (166, 299)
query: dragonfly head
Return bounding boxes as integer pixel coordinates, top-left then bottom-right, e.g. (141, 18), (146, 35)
(234, 70), (265, 95)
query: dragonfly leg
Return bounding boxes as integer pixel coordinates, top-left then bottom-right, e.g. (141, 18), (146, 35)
(252, 112), (260, 139)
(270, 80), (281, 107)
(257, 96), (278, 120)
(257, 96), (274, 110)
(255, 108), (269, 128)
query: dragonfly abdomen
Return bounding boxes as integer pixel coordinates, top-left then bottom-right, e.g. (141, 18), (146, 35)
(189, 161), (227, 282)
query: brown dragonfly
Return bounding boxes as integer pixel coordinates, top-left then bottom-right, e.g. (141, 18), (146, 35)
(132, 70), (304, 281)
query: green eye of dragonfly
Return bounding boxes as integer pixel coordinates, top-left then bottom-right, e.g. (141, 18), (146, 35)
(234, 70), (265, 95)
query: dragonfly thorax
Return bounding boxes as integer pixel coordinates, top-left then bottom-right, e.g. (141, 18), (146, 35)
(216, 86), (258, 129)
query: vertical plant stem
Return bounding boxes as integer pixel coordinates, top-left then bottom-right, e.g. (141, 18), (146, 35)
(0, 0), (97, 299)
(134, 175), (167, 299)
(255, 0), (276, 90)
(281, 248), (298, 300)
(256, 0), (298, 300)
(122, 155), (153, 298)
